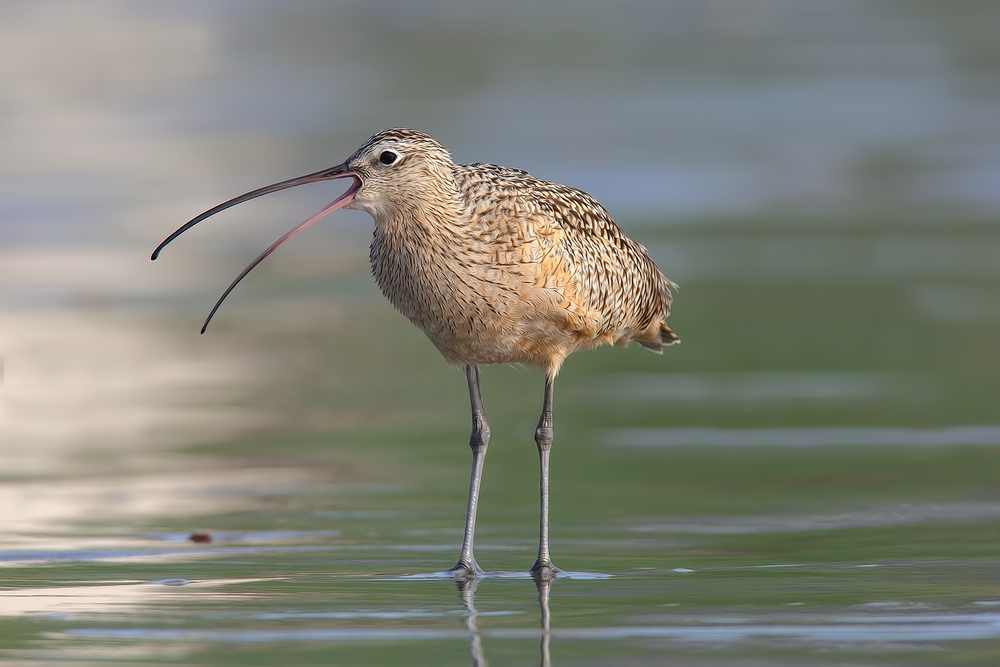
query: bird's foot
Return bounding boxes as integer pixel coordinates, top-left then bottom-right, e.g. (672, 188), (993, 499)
(447, 557), (483, 579)
(530, 560), (561, 581)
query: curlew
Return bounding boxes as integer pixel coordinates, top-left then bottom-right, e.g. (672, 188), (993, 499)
(152, 128), (679, 577)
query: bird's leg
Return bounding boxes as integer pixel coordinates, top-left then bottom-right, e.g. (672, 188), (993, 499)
(531, 373), (560, 577)
(450, 364), (490, 576)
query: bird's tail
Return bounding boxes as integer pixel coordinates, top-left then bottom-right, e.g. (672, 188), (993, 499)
(637, 322), (680, 354)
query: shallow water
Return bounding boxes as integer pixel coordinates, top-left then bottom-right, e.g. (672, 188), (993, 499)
(6, 427), (1000, 664)
(3, 1), (1000, 665)
(7, 519), (1000, 664)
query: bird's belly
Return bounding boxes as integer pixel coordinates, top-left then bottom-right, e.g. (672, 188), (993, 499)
(373, 259), (584, 369)
(436, 317), (581, 369)
(396, 286), (556, 364)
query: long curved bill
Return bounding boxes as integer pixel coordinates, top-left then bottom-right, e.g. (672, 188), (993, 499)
(150, 162), (361, 333)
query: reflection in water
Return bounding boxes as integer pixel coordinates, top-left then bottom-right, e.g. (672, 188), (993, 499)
(536, 575), (552, 667)
(0, 578), (271, 617)
(47, 571), (1000, 658)
(455, 575), (554, 667)
(455, 577), (486, 667)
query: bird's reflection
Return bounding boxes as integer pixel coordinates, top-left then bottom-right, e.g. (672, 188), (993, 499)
(454, 573), (554, 667)
(536, 574), (553, 667)
(455, 577), (487, 667)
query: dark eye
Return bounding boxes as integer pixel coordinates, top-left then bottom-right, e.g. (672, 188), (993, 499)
(379, 150), (398, 166)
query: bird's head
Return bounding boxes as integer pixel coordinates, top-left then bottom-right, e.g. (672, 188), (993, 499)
(344, 128), (457, 219)
(150, 128), (455, 333)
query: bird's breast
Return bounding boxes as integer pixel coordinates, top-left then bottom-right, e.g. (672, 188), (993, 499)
(368, 221), (582, 368)
(370, 225), (486, 340)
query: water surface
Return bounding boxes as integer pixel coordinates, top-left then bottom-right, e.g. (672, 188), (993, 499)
(3, 1), (1000, 665)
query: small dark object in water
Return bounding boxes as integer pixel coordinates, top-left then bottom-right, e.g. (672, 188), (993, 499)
(188, 532), (212, 543)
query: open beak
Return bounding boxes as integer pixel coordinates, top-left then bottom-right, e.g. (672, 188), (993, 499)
(151, 162), (361, 333)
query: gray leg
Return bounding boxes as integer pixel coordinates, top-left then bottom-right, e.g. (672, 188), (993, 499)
(531, 373), (559, 576)
(450, 364), (490, 575)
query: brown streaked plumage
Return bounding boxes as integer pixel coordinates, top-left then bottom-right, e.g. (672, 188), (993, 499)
(152, 128), (679, 578)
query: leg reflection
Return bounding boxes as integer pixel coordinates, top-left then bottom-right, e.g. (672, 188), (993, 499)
(534, 573), (553, 667)
(455, 577), (487, 667)
(454, 575), (555, 667)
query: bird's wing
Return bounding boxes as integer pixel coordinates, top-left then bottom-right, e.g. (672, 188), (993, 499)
(456, 164), (674, 340)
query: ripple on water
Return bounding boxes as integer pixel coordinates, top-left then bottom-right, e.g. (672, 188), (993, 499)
(632, 501), (1000, 535)
(0, 545), (332, 566)
(608, 426), (1000, 448)
(0, 579), (275, 617)
(57, 611), (1000, 644)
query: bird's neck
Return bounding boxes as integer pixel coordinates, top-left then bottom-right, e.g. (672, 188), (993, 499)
(372, 172), (468, 239)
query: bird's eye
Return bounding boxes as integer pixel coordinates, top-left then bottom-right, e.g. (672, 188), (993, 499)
(379, 150), (399, 166)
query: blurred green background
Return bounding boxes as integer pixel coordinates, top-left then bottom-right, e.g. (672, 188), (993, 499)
(2, 1), (1000, 665)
